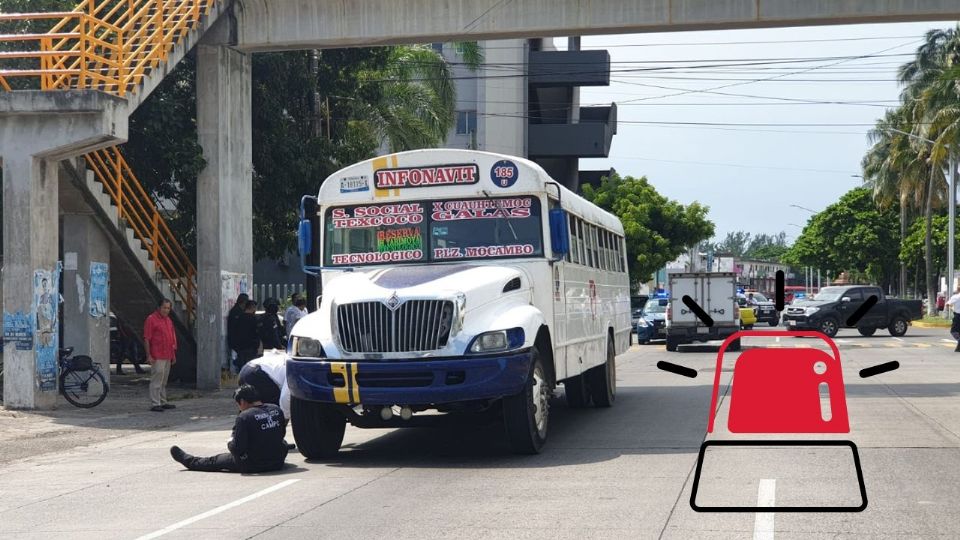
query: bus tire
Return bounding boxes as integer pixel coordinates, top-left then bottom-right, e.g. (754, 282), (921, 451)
(587, 338), (616, 407)
(291, 397), (346, 460)
(503, 345), (549, 454)
(666, 336), (679, 352)
(563, 373), (591, 408)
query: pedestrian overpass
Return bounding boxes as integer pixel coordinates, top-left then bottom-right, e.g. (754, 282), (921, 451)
(1, 0), (958, 408)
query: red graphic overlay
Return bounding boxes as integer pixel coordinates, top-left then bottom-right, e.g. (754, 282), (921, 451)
(707, 331), (849, 434)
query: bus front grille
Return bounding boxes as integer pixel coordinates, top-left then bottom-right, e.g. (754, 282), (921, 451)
(337, 300), (454, 353)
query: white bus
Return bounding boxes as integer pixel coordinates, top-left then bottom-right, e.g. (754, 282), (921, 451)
(288, 149), (630, 456)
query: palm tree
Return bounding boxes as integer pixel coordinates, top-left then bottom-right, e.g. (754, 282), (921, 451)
(351, 42), (483, 152)
(863, 108), (913, 296)
(894, 27), (960, 312)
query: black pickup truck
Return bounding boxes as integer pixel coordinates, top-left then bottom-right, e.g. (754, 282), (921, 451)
(781, 285), (923, 338)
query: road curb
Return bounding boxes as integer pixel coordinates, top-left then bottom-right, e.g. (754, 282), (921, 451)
(914, 321), (951, 328)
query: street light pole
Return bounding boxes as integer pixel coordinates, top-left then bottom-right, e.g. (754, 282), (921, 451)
(949, 153), (957, 301)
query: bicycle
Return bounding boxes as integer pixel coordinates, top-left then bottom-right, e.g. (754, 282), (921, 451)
(59, 347), (109, 408)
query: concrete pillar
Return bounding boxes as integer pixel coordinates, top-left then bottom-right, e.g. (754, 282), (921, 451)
(1, 155), (61, 409)
(478, 39), (527, 156)
(0, 91), (126, 409)
(196, 38), (253, 390)
(61, 214), (111, 385)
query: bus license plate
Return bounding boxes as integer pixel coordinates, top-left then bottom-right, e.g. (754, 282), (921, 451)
(697, 327), (709, 334)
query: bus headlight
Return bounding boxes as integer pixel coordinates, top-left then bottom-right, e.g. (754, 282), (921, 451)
(468, 328), (525, 354)
(292, 336), (324, 358)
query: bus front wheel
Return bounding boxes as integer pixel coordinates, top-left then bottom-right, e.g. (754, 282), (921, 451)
(291, 397), (346, 460)
(503, 345), (549, 454)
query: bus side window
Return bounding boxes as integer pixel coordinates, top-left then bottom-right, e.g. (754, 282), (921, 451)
(568, 215), (577, 264)
(577, 218), (586, 266)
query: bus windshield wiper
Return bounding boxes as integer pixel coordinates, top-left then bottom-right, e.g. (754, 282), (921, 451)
(482, 190), (519, 242)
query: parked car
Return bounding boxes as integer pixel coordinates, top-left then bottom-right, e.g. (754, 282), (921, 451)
(635, 298), (668, 344)
(742, 291), (780, 326)
(630, 294), (650, 332)
(781, 285), (923, 338)
(737, 299), (758, 330)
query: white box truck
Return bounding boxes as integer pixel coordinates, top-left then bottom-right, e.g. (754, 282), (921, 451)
(665, 272), (740, 352)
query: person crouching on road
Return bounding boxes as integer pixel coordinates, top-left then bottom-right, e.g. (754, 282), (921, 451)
(169, 385), (288, 473)
(238, 351), (290, 419)
(947, 286), (960, 352)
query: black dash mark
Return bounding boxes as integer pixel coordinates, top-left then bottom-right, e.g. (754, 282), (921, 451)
(775, 270), (785, 311)
(845, 294), (878, 327)
(859, 361), (899, 378)
(682, 295), (714, 327)
(657, 361), (698, 378)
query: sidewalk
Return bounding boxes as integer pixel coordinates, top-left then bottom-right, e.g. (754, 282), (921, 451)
(0, 369), (238, 466)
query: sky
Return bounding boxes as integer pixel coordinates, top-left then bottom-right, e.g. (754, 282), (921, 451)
(567, 21), (958, 244)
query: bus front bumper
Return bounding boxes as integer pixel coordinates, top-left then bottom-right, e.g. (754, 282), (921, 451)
(287, 350), (533, 406)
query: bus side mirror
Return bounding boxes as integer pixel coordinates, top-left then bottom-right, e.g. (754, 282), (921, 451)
(549, 208), (569, 256)
(298, 220), (312, 256)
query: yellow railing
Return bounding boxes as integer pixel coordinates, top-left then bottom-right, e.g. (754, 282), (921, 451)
(0, 1), (216, 96)
(0, 1), (215, 323)
(85, 146), (197, 320)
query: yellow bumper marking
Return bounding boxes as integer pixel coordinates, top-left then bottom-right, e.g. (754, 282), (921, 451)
(330, 362), (350, 404)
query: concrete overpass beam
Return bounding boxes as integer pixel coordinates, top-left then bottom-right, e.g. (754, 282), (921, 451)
(235, 0), (960, 51)
(195, 38), (253, 390)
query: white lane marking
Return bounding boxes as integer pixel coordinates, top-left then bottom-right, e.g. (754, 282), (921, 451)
(134, 478), (300, 540)
(753, 479), (776, 540)
(942, 338), (955, 343)
(892, 337), (904, 342)
(836, 339), (851, 344)
(775, 336), (780, 343)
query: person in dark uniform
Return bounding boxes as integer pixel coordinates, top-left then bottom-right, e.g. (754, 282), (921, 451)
(169, 385), (288, 473)
(226, 293), (250, 369)
(257, 298), (286, 351)
(235, 300), (261, 370)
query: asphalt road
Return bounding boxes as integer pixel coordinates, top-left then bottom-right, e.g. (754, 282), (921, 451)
(2, 325), (959, 539)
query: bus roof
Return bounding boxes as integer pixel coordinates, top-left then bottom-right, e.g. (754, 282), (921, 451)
(318, 149), (624, 235)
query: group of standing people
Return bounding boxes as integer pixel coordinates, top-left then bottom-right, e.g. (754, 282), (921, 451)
(226, 292), (308, 373)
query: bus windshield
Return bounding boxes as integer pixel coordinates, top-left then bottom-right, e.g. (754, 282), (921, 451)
(324, 195), (543, 266)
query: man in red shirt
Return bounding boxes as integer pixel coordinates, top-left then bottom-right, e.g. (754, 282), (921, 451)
(144, 298), (178, 412)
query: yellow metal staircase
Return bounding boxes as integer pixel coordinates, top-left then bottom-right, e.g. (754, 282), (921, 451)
(0, 0), (222, 323)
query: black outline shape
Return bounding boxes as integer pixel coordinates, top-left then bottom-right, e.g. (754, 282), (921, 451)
(682, 295), (714, 327)
(657, 361), (698, 378)
(690, 440), (868, 513)
(775, 270), (785, 311)
(845, 294), (878, 327)
(859, 360), (900, 378)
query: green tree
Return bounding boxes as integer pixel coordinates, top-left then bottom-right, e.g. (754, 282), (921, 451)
(745, 232), (789, 261)
(713, 231), (752, 257)
(900, 214), (960, 285)
(782, 187), (900, 288)
(581, 173), (714, 288)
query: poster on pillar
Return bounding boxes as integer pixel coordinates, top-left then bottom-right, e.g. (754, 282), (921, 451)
(89, 262), (108, 318)
(34, 263), (62, 392)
